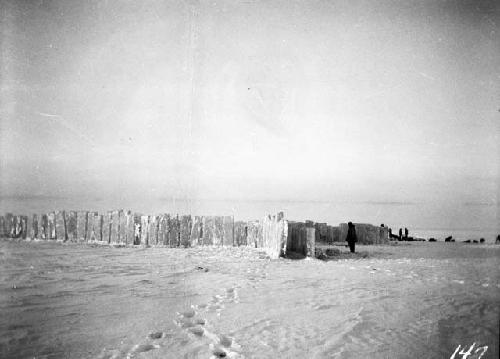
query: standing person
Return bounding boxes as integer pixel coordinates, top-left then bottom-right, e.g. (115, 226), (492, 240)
(399, 228), (403, 241)
(346, 222), (357, 253)
(404, 227), (409, 239)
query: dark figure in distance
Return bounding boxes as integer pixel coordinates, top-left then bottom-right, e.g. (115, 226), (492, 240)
(398, 228), (403, 241)
(404, 227), (409, 239)
(346, 222), (358, 253)
(388, 228), (399, 240)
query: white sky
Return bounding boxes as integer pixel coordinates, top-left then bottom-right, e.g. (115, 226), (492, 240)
(1, 0), (499, 213)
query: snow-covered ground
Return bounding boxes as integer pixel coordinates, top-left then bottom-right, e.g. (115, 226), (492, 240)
(1, 240), (498, 358)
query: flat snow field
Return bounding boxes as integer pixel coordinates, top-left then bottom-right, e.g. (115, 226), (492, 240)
(1, 240), (498, 358)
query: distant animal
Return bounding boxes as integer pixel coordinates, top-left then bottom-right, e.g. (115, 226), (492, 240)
(473, 240), (478, 243)
(445, 236), (453, 242)
(389, 228), (399, 240)
(496, 235), (500, 244)
(429, 238), (437, 242)
(464, 240), (471, 243)
(480, 238), (485, 243)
